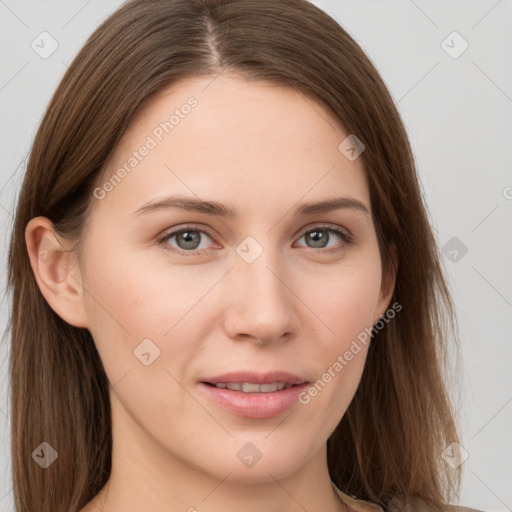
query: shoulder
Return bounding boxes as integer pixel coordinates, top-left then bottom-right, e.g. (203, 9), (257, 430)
(333, 485), (485, 512)
(443, 505), (487, 512)
(332, 486), (385, 512)
(386, 496), (487, 512)
(387, 496), (488, 512)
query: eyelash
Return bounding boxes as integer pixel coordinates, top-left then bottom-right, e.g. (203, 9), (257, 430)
(157, 224), (354, 257)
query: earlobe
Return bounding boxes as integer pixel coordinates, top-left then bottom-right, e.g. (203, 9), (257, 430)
(25, 216), (89, 328)
(375, 241), (398, 322)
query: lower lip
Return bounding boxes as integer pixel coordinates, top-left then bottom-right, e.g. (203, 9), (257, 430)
(198, 382), (309, 419)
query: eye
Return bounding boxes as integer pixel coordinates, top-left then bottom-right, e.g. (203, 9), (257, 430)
(157, 224), (354, 257)
(158, 226), (215, 256)
(294, 226), (353, 253)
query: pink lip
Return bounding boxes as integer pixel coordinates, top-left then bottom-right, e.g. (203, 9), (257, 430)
(199, 371), (309, 419)
(202, 371), (307, 386)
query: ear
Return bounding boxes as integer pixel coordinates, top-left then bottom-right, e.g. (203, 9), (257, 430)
(25, 216), (89, 328)
(373, 241), (398, 324)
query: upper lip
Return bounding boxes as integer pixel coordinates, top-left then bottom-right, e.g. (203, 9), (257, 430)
(201, 371), (308, 385)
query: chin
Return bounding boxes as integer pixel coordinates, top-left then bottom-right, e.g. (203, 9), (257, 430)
(193, 438), (315, 483)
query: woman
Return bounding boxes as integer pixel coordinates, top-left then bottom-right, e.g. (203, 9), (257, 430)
(7, 0), (483, 511)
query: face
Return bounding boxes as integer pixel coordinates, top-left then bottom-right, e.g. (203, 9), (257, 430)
(64, 74), (394, 483)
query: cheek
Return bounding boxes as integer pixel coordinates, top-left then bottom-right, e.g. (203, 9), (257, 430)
(80, 244), (219, 380)
(302, 249), (383, 350)
(291, 249), (382, 425)
(76, 231), (384, 477)
(80, 250), (206, 428)
(81, 231), (383, 380)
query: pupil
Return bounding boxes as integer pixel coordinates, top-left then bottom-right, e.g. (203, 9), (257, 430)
(179, 231), (199, 249)
(308, 229), (327, 248)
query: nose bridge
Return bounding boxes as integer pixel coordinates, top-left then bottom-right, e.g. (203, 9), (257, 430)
(225, 236), (296, 342)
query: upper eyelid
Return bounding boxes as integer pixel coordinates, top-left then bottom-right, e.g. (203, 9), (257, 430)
(159, 223), (351, 246)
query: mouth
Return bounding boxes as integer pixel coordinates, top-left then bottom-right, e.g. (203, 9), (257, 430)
(198, 371), (309, 419)
(203, 381), (298, 393)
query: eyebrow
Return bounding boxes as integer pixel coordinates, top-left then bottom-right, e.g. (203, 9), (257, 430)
(133, 194), (370, 217)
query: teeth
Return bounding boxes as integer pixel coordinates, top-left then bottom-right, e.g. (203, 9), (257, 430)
(242, 383), (261, 392)
(214, 382), (290, 393)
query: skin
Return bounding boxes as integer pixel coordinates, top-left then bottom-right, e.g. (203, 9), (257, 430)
(26, 74), (396, 512)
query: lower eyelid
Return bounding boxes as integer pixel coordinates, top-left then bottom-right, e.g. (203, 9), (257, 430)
(159, 226), (352, 254)
(159, 228), (215, 251)
(295, 228), (353, 249)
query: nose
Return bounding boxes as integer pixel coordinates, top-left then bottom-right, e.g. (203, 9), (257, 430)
(222, 250), (298, 345)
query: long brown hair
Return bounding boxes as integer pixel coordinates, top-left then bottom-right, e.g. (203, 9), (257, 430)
(6, 0), (462, 510)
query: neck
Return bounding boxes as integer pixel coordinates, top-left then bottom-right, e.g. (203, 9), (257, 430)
(87, 393), (348, 512)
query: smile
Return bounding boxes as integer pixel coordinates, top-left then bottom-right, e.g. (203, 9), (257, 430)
(206, 382), (296, 392)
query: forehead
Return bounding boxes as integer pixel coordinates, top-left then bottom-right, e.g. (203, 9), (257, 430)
(91, 73), (370, 221)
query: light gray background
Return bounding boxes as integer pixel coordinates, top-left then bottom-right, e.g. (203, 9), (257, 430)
(0, 1), (511, 511)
